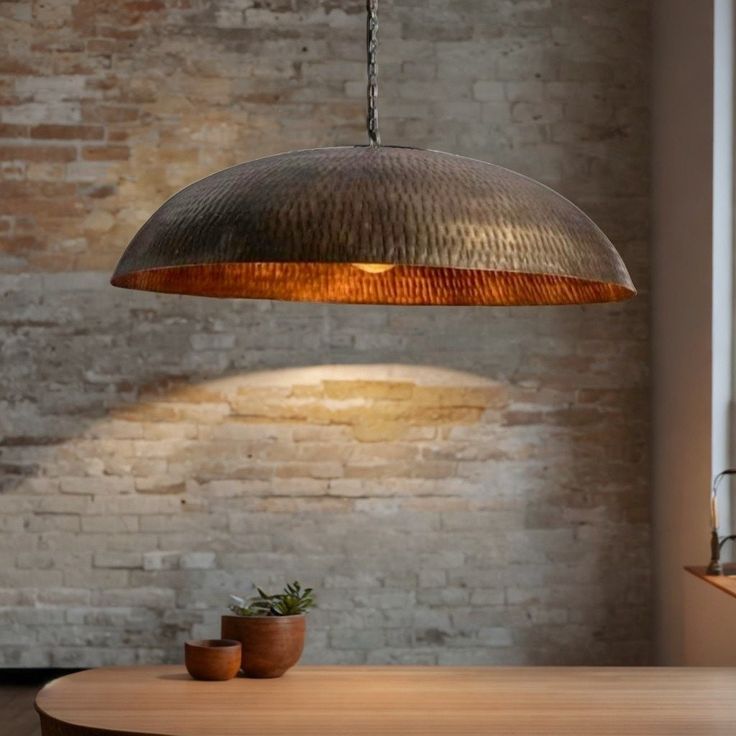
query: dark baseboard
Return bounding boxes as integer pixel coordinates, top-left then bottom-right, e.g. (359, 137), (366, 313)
(0, 668), (84, 685)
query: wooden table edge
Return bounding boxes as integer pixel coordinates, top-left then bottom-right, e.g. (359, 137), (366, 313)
(33, 664), (736, 736)
(35, 709), (171, 736)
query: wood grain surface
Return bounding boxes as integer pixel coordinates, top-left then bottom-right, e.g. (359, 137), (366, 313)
(686, 565), (736, 601)
(35, 665), (736, 736)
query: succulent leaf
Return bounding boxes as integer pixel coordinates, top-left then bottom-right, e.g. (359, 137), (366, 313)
(228, 580), (316, 617)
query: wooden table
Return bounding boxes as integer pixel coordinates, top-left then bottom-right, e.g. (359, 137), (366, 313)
(35, 665), (736, 736)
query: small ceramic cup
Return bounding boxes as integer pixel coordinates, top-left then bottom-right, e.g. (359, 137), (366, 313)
(184, 639), (241, 681)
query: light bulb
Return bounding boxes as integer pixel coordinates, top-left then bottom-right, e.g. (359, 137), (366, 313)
(352, 263), (395, 274)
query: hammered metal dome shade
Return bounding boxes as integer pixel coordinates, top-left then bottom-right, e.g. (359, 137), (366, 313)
(111, 146), (635, 306)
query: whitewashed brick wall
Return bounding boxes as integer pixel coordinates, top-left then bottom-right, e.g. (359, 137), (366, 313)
(0, 0), (650, 666)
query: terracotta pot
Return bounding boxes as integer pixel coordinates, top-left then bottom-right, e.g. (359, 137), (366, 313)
(221, 614), (305, 678)
(184, 639), (241, 681)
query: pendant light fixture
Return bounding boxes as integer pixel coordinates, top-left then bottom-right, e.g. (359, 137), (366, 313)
(111, 1), (635, 306)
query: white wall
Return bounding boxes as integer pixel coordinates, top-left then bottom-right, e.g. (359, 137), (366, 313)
(653, 0), (736, 665)
(714, 0), (735, 542)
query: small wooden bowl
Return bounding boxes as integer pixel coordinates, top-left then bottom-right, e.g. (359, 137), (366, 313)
(185, 639), (241, 681)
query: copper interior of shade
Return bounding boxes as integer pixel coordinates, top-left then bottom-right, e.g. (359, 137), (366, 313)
(111, 262), (634, 306)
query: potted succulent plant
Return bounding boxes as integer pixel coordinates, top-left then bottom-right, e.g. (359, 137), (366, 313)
(221, 581), (315, 678)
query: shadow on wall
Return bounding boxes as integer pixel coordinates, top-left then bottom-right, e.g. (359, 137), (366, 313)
(0, 273), (650, 668)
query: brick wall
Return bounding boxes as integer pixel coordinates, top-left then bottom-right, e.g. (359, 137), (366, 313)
(0, 0), (651, 667)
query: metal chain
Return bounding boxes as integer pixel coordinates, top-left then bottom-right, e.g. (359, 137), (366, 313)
(366, 0), (381, 146)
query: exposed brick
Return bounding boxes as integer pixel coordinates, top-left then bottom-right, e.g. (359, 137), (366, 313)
(94, 105), (140, 123)
(0, 0), (651, 670)
(93, 552), (143, 569)
(30, 124), (105, 140)
(82, 145), (130, 161)
(0, 145), (77, 162)
(0, 124), (30, 138)
(180, 552), (216, 570)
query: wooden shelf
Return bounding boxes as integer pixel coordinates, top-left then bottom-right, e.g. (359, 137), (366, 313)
(36, 665), (736, 736)
(685, 565), (736, 600)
